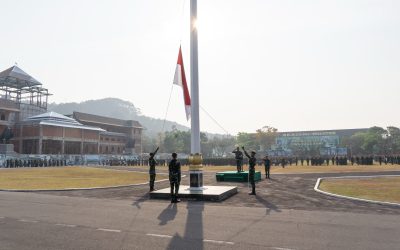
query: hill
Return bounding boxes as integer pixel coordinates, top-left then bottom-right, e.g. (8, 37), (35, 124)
(48, 98), (189, 137)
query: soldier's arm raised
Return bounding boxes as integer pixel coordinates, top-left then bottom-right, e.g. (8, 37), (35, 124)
(153, 147), (159, 156)
(242, 147), (250, 158)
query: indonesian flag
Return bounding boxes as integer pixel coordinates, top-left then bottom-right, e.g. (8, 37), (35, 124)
(173, 46), (191, 120)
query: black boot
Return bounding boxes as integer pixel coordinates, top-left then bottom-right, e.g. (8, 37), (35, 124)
(248, 187), (256, 195)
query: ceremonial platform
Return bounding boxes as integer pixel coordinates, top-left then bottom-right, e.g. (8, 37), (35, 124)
(149, 185), (238, 201)
(216, 171), (262, 182)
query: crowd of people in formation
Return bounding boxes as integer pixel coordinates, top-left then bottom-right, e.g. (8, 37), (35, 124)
(376, 155), (400, 165)
(3, 158), (67, 168)
(101, 159), (143, 166)
(258, 155), (400, 167)
(100, 158), (185, 167)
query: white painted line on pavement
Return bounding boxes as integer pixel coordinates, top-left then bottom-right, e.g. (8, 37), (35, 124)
(96, 228), (121, 233)
(55, 223), (77, 228)
(270, 247), (296, 250)
(203, 239), (234, 245)
(146, 233), (173, 239)
(18, 219), (38, 223)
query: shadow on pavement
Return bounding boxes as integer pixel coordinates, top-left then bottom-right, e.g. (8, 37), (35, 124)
(166, 201), (204, 250)
(158, 203), (178, 225)
(256, 195), (281, 214)
(131, 194), (149, 209)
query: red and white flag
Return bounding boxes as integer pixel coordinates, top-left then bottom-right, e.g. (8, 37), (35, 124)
(173, 46), (191, 120)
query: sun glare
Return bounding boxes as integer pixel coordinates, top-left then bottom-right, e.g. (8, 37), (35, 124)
(192, 18), (198, 30)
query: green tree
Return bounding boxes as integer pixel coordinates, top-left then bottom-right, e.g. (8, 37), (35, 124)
(386, 126), (400, 154)
(236, 132), (256, 149)
(343, 126), (398, 155)
(163, 130), (189, 153)
(141, 134), (159, 153)
(255, 126), (278, 151)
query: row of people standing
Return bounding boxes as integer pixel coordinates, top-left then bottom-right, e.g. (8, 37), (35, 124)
(3, 158), (67, 168)
(377, 155), (400, 165)
(264, 155), (400, 166)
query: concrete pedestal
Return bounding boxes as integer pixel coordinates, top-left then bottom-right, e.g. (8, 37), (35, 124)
(149, 185), (238, 201)
(189, 171), (203, 188)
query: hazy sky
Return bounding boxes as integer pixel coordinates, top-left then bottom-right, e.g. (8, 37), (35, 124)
(1, 0), (399, 134)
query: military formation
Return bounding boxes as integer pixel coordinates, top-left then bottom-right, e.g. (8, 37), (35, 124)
(146, 149), (400, 201)
(4, 158), (67, 168)
(260, 155), (400, 167)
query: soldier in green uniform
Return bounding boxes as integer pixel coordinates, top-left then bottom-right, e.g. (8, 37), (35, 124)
(148, 146), (159, 192)
(232, 147), (244, 172)
(263, 155), (271, 179)
(168, 152), (181, 203)
(242, 146), (256, 195)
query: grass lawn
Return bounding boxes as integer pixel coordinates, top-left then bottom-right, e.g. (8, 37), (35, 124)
(0, 167), (160, 190)
(319, 176), (400, 203)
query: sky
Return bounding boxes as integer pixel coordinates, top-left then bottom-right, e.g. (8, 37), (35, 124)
(1, 0), (399, 135)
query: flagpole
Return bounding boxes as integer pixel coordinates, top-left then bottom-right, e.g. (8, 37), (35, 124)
(189, 0), (203, 189)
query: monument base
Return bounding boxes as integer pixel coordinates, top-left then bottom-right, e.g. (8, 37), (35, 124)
(216, 171), (262, 182)
(149, 185), (237, 201)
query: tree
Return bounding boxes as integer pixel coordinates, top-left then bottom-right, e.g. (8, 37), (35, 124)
(163, 130), (188, 153)
(141, 134), (161, 153)
(342, 126), (400, 155)
(162, 130), (210, 154)
(236, 132), (256, 149)
(255, 126), (278, 151)
(386, 126), (400, 154)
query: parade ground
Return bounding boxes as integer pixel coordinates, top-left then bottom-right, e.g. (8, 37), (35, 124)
(0, 165), (399, 250)
(0, 167), (159, 190)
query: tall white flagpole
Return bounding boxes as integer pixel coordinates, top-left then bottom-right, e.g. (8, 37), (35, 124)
(189, 0), (203, 189)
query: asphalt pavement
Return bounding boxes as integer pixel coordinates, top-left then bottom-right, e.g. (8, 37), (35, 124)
(0, 170), (399, 250)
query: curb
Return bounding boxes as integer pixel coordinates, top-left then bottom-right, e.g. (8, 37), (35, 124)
(314, 175), (400, 207)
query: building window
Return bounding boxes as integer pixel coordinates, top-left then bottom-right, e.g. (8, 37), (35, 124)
(0, 114), (5, 120)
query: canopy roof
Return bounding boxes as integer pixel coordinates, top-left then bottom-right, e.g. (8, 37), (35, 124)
(0, 65), (42, 89)
(28, 111), (80, 124)
(25, 111), (105, 131)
